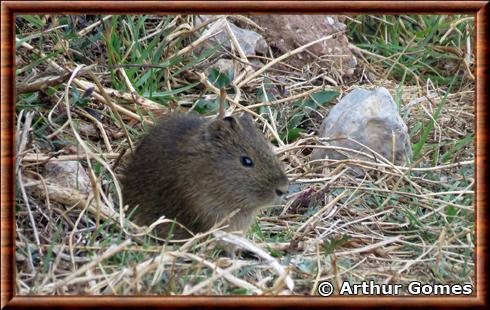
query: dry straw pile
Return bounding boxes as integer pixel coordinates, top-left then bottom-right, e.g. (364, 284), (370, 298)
(15, 15), (474, 295)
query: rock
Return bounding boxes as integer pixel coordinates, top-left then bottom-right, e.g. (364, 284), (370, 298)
(44, 160), (91, 194)
(311, 87), (412, 168)
(196, 16), (268, 56)
(77, 122), (98, 137)
(204, 58), (264, 79)
(204, 58), (235, 77)
(250, 15), (357, 77)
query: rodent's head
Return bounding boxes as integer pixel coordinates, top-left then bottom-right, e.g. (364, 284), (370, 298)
(198, 113), (289, 210)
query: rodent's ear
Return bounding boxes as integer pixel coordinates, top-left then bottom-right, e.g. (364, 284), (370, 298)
(222, 116), (241, 131)
(206, 116), (241, 141)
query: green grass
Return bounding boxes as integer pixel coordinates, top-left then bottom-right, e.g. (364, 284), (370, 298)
(347, 15), (474, 88)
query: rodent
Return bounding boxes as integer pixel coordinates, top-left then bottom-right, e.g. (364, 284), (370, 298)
(121, 112), (289, 239)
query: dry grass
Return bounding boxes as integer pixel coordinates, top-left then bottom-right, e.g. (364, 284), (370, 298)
(15, 15), (474, 295)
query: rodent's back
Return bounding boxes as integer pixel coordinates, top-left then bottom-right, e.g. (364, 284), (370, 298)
(122, 112), (288, 239)
(122, 113), (206, 236)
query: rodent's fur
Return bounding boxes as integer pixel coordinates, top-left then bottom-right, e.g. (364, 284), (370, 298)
(122, 112), (288, 239)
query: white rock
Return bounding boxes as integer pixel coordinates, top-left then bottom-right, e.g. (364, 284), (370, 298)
(311, 87), (412, 167)
(196, 16), (268, 56)
(206, 59), (235, 76)
(44, 161), (91, 194)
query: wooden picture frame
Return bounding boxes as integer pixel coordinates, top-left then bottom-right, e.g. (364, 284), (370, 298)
(1, 1), (488, 308)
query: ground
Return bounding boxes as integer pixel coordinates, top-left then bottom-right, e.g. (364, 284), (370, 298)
(15, 15), (474, 295)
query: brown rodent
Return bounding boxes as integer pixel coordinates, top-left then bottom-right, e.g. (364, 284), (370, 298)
(121, 112), (288, 239)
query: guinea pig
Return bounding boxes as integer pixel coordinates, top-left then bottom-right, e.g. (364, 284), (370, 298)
(121, 112), (288, 239)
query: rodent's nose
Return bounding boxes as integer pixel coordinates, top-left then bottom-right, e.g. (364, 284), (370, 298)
(275, 185), (289, 197)
(275, 189), (285, 197)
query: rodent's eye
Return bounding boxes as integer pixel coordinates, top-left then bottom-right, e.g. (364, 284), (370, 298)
(240, 156), (254, 168)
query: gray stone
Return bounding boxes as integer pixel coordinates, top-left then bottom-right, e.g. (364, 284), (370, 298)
(204, 58), (264, 79)
(311, 87), (412, 167)
(44, 160), (91, 194)
(250, 15), (357, 77)
(196, 16), (268, 56)
(205, 59), (235, 76)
